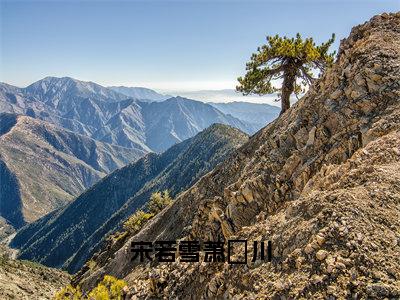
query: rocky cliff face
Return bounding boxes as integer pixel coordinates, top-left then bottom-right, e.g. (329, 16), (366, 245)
(76, 13), (400, 299)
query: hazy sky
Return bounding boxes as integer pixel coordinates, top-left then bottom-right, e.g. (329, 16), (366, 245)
(1, 0), (399, 92)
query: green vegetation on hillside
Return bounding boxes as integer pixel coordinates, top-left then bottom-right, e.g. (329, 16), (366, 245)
(54, 275), (126, 300)
(147, 190), (173, 215)
(55, 191), (172, 299)
(123, 190), (173, 235)
(71, 190), (173, 283)
(122, 210), (153, 235)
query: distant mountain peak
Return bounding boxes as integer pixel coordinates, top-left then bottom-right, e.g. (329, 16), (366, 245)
(37, 76), (101, 86)
(24, 76), (128, 103)
(30, 76), (83, 90)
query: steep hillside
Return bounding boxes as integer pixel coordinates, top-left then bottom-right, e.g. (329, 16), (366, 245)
(0, 249), (70, 300)
(11, 124), (248, 274)
(1, 78), (254, 152)
(74, 13), (400, 299)
(210, 101), (280, 130)
(0, 113), (144, 229)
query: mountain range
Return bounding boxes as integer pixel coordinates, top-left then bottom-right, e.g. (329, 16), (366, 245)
(11, 124), (248, 273)
(0, 76), (276, 231)
(0, 113), (144, 230)
(0, 77), (258, 153)
(109, 86), (281, 128)
(111, 86), (281, 132)
(209, 101), (280, 129)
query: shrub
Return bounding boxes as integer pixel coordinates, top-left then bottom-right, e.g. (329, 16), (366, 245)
(122, 210), (153, 234)
(87, 275), (126, 300)
(147, 190), (173, 215)
(54, 275), (126, 300)
(54, 284), (82, 300)
(122, 190), (173, 236)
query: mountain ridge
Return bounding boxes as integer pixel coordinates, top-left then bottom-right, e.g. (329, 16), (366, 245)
(24, 76), (129, 104)
(1, 78), (259, 152)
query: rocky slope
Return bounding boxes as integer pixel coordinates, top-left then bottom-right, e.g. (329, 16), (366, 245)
(0, 248), (70, 300)
(0, 113), (144, 230)
(11, 124), (248, 274)
(1, 77), (254, 152)
(75, 13), (400, 299)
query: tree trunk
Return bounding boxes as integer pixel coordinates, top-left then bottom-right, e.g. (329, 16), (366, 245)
(280, 67), (296, 115)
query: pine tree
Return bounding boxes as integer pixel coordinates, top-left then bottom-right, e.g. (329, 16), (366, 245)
(237, 33), (336, 114)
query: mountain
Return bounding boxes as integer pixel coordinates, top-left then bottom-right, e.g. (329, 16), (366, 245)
(210, 101), (280, 130)
(109, 86), (170, 102)
(71, 13), (400, 299)
(140, 97), (255, 152)
(0, 113), (144, 230)
(1, 78), (255, 152)
(11, 124), (249, 273)
(25, 76), (128, 106)
(0, 77), (151, 152)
